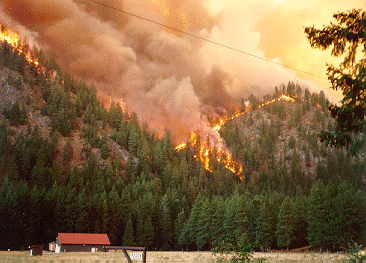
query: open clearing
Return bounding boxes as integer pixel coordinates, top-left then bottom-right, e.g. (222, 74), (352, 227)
(0, 251), (348, 262)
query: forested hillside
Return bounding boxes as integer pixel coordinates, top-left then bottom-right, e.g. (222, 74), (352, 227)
(0, 28), (366, 253)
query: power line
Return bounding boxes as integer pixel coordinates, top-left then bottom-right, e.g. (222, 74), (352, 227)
(77, 0), (328, 80)
(279, 6), (323, 25)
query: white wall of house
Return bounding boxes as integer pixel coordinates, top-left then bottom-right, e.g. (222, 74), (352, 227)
(55, 238), (61, 253)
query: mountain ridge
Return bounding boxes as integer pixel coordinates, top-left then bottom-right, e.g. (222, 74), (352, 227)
(1, 27), (366, 253)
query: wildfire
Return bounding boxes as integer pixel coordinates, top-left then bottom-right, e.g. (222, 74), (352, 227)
(120, 96), (128, 112)
(258, 94), (295, 109)
(175, 143), (187, 151)
(0, 28), (19, 47)
(278, 94), (296, 102)
(176, 94), (298, 178)
(176, 130), (242, 176)
(0, 24), (40, 66)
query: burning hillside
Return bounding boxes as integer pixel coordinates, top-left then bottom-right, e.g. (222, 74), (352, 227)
(175, 94), (300, 177)
(0, 0), (349, 144)
(2, 25), (366, 254)
(0, 25), (39, 66)
(0, 21), (332, 181)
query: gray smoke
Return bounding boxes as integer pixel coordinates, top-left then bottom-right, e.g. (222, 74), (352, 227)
(1, 0), (360, 142)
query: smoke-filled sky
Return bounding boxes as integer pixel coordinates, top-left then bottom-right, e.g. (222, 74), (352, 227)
(0, 0), (365, 142)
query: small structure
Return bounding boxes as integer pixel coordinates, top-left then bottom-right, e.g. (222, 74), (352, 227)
(30, 245), (44, 256)
(104, 246), (146, 263)
(55, 233), (110, 253)
(49, 242), (56, 252)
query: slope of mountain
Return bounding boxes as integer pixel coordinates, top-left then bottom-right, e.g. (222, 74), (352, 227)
(220, 88), (365, 194)
(221, 93), (332, 175)
(1, 29), (366, 253)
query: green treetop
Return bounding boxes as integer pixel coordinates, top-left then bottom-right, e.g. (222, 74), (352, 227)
(305, 9), (366, 154)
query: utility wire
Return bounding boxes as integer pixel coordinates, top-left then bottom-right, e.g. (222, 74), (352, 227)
(78, 0), (328, 80)
(279, 6), (323, 25)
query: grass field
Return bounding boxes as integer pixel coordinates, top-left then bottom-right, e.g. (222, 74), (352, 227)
(0, 250), (349, 262)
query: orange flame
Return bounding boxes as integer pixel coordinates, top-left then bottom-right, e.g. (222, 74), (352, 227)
(120, 96), (127, 112)
(175, 94), (298, 178)
(176, 130), (242, 176)
(257, 94), (295, 109)
(0, 24), (40, 66)
(175, 143), (187, 151)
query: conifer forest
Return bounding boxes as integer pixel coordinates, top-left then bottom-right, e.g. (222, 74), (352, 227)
(0, 26), (366, 253)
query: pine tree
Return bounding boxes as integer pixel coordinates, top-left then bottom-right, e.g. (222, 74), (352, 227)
(276, 197), (295, 250)
(122, 216), (135, 246)
(240, 98), (246, 113)
(330, 183), (366, 249)
(255, 197), (276, 251)
(196, 198), (212, 250)
(307, 180), (334, 252)
(128, 130), (140, 156)
(174, 208), (187, 249)
(143, 215), (155, 248)
(159, 194), (173, 250)
(62, 139), (73, 163)
(293, 196), (308, 248)
(223, 193), (251, 248)
(305, 9), (366, 153)
(3, 101), (28, 126)
(107, 186), (122, 245)
(211, 196), (226, 247)
(0, 120), (9, 158)
(179, 194), (204, 249)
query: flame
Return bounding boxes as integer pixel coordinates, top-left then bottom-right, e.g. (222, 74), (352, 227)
(258, 94), (295, 109)
(0, 24), (40, 66)
(175, 143), (187, 151)
(278, 94), (296, 102)
(0, 28), (19, 47)
(120, 96), (128, 112)
(175, 94), (299, 178)
(176, 130), (242, 176)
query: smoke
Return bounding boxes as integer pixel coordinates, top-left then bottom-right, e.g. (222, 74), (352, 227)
(0, 0), (364, 142)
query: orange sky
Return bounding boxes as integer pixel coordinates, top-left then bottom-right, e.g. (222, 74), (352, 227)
(203, 0), (366, 100)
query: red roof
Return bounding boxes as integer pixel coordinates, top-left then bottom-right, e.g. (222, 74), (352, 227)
(58, 233), (110, 245)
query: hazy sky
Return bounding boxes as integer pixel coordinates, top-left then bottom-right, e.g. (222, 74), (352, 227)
(0, 0), (364, 142)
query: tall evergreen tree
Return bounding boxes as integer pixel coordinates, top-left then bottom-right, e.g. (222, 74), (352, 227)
(293, 195), (308, 248)
(330, 183), (366, 249)
(196, 197), (212, 250)
(307, 181), (334, 252)
(159, 194), (174, 250)
(122, 216), (135, 246)
(305, 9), (366, 153)
(276, 197), (295, 250)
(255, 197), (276, 251)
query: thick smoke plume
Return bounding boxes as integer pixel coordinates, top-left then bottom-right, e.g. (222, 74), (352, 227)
(0, 0), (364, 142)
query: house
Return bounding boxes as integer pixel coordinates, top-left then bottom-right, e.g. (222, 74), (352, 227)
(54, 233), (110, 253)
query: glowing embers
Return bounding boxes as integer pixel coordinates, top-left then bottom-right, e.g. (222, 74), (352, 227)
(0, 24), (39, 66)
(175, 131), (242, 176)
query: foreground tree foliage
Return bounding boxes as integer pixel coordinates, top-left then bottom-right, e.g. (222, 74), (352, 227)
(305, 9), (366, 154)
(0, 24), (366, 253)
